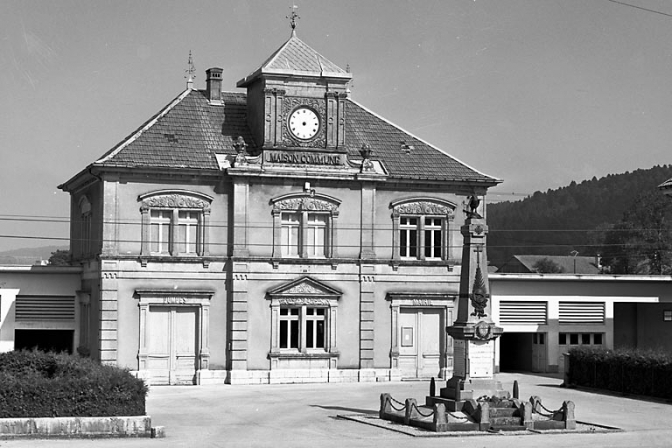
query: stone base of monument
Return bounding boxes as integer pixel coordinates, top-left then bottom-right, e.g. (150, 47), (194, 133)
(378, 382), (577, 433)
(429, 376), (509, 411)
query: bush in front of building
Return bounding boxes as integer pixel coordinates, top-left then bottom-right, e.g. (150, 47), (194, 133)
(567, 346), (672, 399)
(0, 350), (148, 418)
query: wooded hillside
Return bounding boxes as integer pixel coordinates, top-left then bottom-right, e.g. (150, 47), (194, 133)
(487, 165), (672, 268)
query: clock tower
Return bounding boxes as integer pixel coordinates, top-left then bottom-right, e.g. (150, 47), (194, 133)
(236, 27), (352, 159)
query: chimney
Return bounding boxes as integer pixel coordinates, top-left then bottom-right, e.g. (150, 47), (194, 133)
(206, 67), (223, 103)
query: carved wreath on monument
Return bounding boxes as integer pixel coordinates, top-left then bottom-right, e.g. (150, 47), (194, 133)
(470, 264), (489, 318)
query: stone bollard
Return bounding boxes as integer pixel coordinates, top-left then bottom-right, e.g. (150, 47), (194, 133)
(477, 401), (490, 431)
(520, 401), (533, 430)
(433, 403), (447, 431)
(379, 393), (392, 419)
(513, 380), (519, 399)
(563, 400), (576, 430)
(530, 395), (542, 414)
(429, 377), (436, 397)
(404, 398), (418, 425)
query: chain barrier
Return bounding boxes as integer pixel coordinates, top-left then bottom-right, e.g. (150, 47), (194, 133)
(388, 397), (406, 412)
(533, 401), (560, 418)
(411, 403), (435, 418)
(448, 411), (469, 420)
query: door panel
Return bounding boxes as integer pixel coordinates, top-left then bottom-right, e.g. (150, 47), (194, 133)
(419, 310), (441, 377)
(398, 308), (444, 378)
(398, 311), (418, 378)
(146, 306), (198, 385)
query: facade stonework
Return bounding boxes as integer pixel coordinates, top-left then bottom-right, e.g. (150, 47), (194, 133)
(58, 30), (501, 384)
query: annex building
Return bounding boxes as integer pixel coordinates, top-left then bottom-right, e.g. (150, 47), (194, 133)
(57, 28), (500, 385)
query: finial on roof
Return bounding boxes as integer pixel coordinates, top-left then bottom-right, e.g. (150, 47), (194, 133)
(287, 4), (300, 36)
(185, 50), (196, 89)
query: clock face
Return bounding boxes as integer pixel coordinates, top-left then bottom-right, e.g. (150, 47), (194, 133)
(288, 107), (320, 140)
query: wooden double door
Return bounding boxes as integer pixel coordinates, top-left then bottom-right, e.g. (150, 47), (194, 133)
(146, 306), (199, 385)
(398, 308), (443, 378)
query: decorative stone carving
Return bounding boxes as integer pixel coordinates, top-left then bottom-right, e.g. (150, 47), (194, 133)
(281, 97), (327, 148)
(392, 201), (454, 217)
(470, 264), (489, 318)
(284, 283), (324, 295)
(278, 298), (330, 306)
(273, 197), (338, 212)
(141, 194), (211, 211)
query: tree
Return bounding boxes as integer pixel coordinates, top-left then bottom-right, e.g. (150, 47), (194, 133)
(600, 191), (672, 274)
(48, 250), (71, 266)
(532, 258), (565, 273)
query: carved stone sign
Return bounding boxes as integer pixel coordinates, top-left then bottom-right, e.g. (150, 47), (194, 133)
(264, 151), (343, 166)
(468, 340), (494, 378)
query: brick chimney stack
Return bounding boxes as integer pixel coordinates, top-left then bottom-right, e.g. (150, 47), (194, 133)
(206, 68), (223, 103)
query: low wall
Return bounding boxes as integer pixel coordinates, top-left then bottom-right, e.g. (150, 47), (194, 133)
(0, 416), (159, 438)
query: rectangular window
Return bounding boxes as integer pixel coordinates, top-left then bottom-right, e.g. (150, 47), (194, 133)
(559, 333), (567, 345)
(664, 310), (672, 321)
(281, 212), (329, 258)
(305, 308), (325, 349)
(279, 308), (300, 349)
(150, 210), (172, 254)
(424, 218), (442, 259)
(281, 212), (301, 257)
(279, 306), (327, 351)
(177, 211), (199, 254)
(398, 215), (447, 260)
(306, 214), (327, 257)
(400, 217), (418, 258)
(581, 333), (591, 345)
(569, 333), (579, 345)
(593, 333), (603, 345)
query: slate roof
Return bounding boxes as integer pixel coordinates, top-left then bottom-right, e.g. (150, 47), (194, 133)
(87, 88), (498, 184)
(237, 33), (351, 87)
(497, 255), (601, 275)
(94, 91), (252, 171)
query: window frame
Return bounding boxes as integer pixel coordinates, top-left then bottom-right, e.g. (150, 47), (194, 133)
(391, 198), (455, 262)
(271, 192), (341, 261)
(139, 190), (212, 259)
(267, 277), (341, 369)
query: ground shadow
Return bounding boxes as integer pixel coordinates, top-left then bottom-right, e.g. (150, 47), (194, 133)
(310, 404), (377, 415)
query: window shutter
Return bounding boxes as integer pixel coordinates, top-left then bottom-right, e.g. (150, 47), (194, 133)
(559, 302), (605, 324)
(15, 296), (75, 321)
(499, 301), (547, 325)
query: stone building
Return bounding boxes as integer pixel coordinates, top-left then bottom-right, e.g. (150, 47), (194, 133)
(58, 28), (500, 384)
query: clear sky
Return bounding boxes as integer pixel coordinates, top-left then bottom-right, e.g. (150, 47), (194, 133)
(2, 0), (672, 251)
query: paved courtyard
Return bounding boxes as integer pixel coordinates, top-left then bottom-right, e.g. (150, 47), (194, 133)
(1, 372), (671, 447)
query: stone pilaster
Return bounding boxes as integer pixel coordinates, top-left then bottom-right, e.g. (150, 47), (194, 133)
(229, 263), (249, 372)
(232, 178), (250, 258)
(99, 260), (119, 365)
(359, 265), (375, 369)
(359, 183), (376, 259)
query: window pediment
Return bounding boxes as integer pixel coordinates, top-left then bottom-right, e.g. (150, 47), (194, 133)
(390, 198), (456, 217)
(267, 276), (342, 300)
(271, 193), (340, 212)
(139, 190), (213, 211)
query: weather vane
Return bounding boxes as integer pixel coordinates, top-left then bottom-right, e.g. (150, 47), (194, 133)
(287, 4), (300, 32)
(185, 50), (196, 85)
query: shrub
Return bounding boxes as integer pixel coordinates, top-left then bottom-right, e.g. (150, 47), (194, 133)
(0, 350), (147, 418)
(567, 346), (672, 400)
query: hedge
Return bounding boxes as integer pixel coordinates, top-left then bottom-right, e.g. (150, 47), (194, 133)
(567, 346), (672, 400)
(0, 351), (148, 418)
